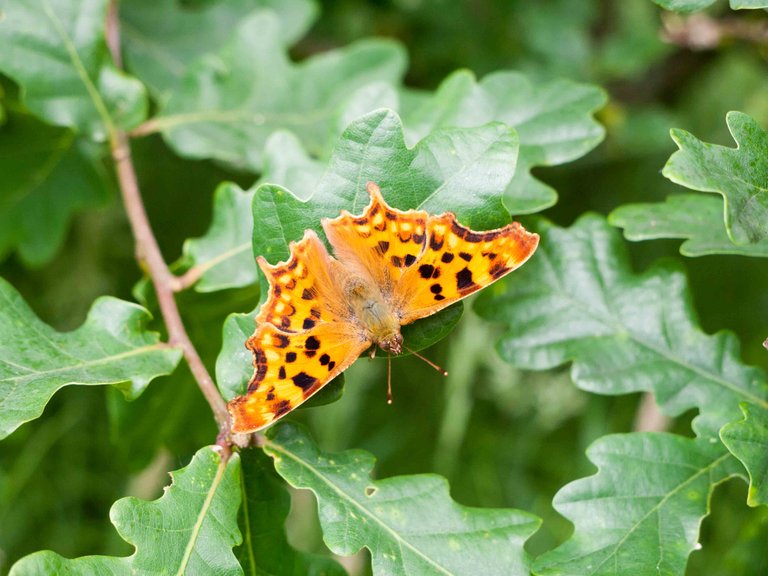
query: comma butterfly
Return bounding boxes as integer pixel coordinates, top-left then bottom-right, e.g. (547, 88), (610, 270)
(228, 182), (539, 433)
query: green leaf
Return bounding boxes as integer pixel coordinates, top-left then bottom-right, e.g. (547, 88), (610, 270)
(0, 277), (181, 439)
(533, 433), (742, 576)
(155, 10), (406, 170)
(662, 112), (768, 245)
(609, 194), (768, 257)
(0, 0), (147, 138)
(238, 448), (346, 575)
(653, 0), (768, 9)
(10, 447), (242, 575)
(264, 423), (540, 576)
(721, 403), (768, 506)
(400, 70), (607, 214)
(254, 109), (519, 265)
(181, 131), (323, 293)
(121, 0), (318, 100)
(0, 111), (110, 266)
(651, 0), (717, 12)
(474, 215), (768, 439)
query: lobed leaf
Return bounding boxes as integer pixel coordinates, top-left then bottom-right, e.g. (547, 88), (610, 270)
(651, 0), (717, 10)
(475, 215), (768, 439)
(237, 448), (346, 575)
(0, 111), (111, 266)
(0, 0), (146, 138)
(182, 131), (323, 293)
(253, 109), (519, 264)
(0, 277), (181, 439)
(533, 433), (742, 576)
(154, 10), (406, 170)
(121, 0), (318, 100)
(721, 402), (768, 506)
(652, 0), (768, 9)
(400, 70), (607, 214)
(10, 447), (242, 575)
(662, 112), (768, 245)
(609, 194), (768, 257)
(264, 423), (540, 576)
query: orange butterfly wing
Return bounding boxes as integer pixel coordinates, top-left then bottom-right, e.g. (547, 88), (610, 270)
(229, 183), (538, 434)
(227, 231), (370, 433)
(395, 213), (538, 323)
(323, 182), (539, 326)
(322, 185), (427, 293)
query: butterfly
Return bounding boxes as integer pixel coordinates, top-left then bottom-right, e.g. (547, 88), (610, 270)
(228, 182), (539, 433)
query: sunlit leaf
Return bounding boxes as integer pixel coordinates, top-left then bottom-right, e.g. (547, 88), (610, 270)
(662, 112), (768, 245)
(475, 215), (768, 439)
(533, 433), (742, 576)
(10, 447), (242, 575)
(182, 131), (323, 293)
(154, 10), (406, 170)
(0, 277), (181, 439)
(121, 0), (318, 99)
(400, 70), (606, 214)
(609, 194), (768, 257)
(721, 402), (768, 506)
(0, 0), (146, 138)
(264, 423), (540, 576)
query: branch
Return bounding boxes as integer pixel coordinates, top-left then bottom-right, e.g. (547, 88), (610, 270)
(106, 1), (230, 435)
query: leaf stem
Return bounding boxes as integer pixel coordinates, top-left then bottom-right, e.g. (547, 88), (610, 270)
(106, 1), (230, 436)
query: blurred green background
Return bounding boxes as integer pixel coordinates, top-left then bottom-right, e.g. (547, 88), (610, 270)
(2, 1), (768, 574)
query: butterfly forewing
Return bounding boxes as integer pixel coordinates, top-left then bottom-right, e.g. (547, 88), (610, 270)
(322, 185), (428, 292)
(395, 213), (539, 324)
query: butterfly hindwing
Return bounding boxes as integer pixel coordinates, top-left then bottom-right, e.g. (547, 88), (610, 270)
(229, 321), (369, 433)
(229, 230), (370, 433)
(395, 212), (539, 324)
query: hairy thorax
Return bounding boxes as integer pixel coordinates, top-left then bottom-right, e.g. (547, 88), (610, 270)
(343, 275), (402, 354)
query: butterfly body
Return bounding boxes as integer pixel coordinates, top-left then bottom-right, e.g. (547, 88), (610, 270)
(228, 182), (539, 433)
(342, 274), (403, 354)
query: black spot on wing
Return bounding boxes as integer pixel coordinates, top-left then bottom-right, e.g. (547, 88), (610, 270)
(292, 372), (317, 391)
(274, 400), (292, 417)
(459, 252), (472, 262)
(278, 366), (286, 379)
(301, 288), (314, 300)
(306, 336), (321, 350)
(418, 264), (435, 279)
(275, 334), (290, 348)
(430, 284), (442, 294)
(441, 252), (454, 263)
(456, 267), (474, 290)
(303, 318), (316, 330)
(378, 240), (390, 254)
(404, 254), (417, 267)
(285, 352), (297, 363)
(319, 353), (331, 366)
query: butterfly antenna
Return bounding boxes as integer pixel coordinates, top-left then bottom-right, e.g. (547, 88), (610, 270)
(387, 352), (393, 405)
(403, 345), (448, 376)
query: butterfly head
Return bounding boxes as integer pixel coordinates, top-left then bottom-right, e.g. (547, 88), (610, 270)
(377, 331), (403, 355)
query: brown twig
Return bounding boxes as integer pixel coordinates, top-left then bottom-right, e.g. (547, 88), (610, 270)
(106, 1), (230, 436)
